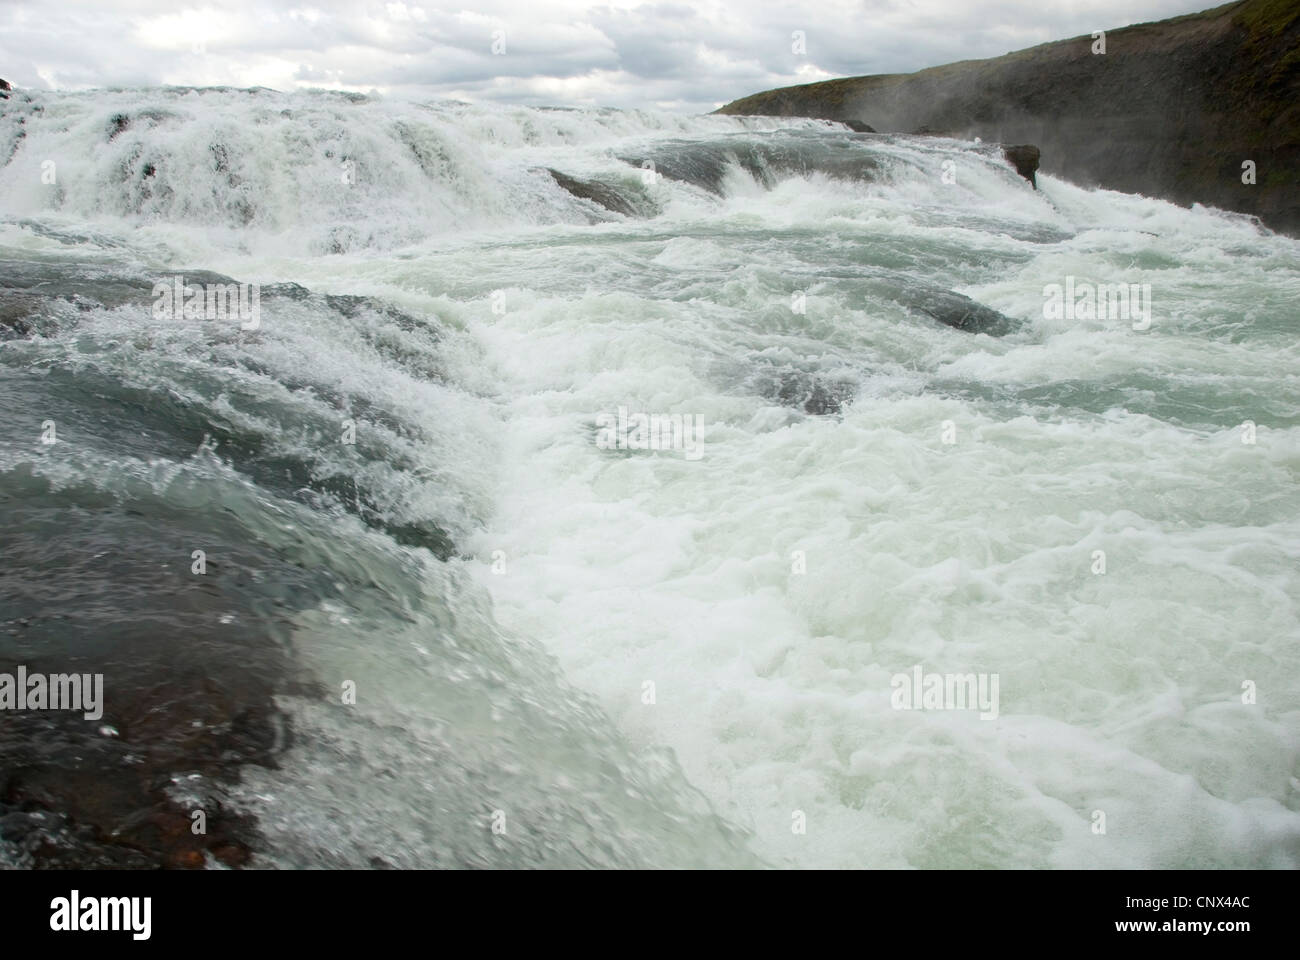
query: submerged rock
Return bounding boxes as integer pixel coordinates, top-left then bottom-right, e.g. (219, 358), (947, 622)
(776, 375), (855, 415)
(620, 138), (881, 195)
(547, 168), (639, 217)
(0, 492), (302, 868)
(0, 293), (44, 339)
(108, 113), (130, 141)
(888, 283), (1018, 336)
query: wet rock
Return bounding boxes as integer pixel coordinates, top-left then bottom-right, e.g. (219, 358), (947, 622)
(0, 293), (44, 338)
(547, 168), (639, 217)
(777, 375), (855, 415)
(736, 362), (857, 416)
(0, 478), (306, 869)
(620, 139), (881, 195)
(1003, 144), (1040, 188)
(888, 283), (1018, 336)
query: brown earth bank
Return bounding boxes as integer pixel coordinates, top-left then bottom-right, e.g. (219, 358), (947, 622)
(717, 0), (1300, 235)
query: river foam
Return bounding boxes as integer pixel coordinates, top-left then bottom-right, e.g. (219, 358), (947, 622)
(2, 89), (1297, 868)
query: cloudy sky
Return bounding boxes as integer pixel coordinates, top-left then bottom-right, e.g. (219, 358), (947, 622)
(1, 0), (1215, 112)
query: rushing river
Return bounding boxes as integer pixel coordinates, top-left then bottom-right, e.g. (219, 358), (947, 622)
(1, 87), (1297, 868)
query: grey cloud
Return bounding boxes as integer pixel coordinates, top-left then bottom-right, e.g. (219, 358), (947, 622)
(0, 0), (1217, 112)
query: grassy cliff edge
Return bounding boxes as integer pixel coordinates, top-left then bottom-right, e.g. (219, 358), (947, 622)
(717, 0), (1300, 234)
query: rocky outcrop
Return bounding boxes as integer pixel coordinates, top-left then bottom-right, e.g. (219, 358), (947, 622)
(717, 0), (1300, 234)
(547, 168), (639, 217)
(1003, 144), (1040, 188)
(0, 78), (11, 100)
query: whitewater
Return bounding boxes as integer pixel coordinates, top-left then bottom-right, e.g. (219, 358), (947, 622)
(1, 87), (1298, 869)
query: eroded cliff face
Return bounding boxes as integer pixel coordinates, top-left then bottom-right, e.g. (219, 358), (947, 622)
(718, 0), (1300, 234)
